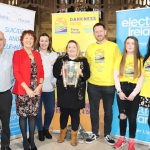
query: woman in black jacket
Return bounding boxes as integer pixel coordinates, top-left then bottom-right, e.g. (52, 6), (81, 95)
(53, 40), (90, 146)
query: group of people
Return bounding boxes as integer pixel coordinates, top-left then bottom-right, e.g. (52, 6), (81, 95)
(0, 22), (150, 150)
(0, 30), (57, 150)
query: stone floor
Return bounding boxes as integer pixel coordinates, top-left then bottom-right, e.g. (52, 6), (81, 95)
(8, 133), (150, 150)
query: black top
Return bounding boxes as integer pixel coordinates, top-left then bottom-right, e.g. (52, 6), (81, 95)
(53, 54), (90, 109)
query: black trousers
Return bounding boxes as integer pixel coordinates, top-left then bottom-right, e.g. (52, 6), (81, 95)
(0, 90), (12, 147)
(60, 107), (80, 131)
(87, 82), (115, 136)
(117, 82), (140, 138)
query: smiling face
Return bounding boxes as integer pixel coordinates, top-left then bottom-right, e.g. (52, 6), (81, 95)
(22, 34), (34, 49)
(125, 38), (135, 55)
(0, 32), (6, 53)
(39, 36), (49, 51)
(67, 42), (78, 58)
(93, 25), (106, 43)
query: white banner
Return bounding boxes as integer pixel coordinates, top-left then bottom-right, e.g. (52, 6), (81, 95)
(0, 3), (35, 52)
(0, 3), (35, 138)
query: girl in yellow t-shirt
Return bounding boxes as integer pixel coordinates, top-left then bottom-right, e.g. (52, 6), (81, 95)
(113, 36), (144, 150)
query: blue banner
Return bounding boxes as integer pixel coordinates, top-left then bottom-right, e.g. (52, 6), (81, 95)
(111, 8), (150, 143)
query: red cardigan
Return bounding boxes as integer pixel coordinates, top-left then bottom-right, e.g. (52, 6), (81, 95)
(12, 48), (44, 95)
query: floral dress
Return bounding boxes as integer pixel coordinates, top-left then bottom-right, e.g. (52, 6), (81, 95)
(16, 59), (40, 117)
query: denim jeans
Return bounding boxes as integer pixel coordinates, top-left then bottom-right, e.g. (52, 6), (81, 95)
(117, 82), (140, 138)
(36, 91), (55, 130)
(87, 82), (115, 136)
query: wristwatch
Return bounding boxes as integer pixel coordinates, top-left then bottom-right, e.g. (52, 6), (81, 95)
(117, 90), (122, 95)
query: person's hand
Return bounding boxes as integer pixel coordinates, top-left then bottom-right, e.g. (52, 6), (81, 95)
(51, 83), (56, 88)
(60, 66), (64, 76)
(34, 85), (42, 95)
(79, 69), (83, 77)
(118, 92), (127, 100)
(127, 93), (135, 101)
(26, 88), (35, 98)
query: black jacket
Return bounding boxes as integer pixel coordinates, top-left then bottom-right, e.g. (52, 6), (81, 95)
(53, 55), (90, 109)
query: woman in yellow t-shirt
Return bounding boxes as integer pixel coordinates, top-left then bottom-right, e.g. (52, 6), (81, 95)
(113, 36), (144, 150)
(140, 37), (150, 133)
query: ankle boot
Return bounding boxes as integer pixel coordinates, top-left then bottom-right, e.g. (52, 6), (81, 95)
(57, 128), (67, 143)
(43, 128), (52, 139)
(71, 130), (78, 146)
(38, 130), (45, 141)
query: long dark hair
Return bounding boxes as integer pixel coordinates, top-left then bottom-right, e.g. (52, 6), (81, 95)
(143, 37), (150, 66)
(36, 33), (54, 53)
(120, 36), (142, 78)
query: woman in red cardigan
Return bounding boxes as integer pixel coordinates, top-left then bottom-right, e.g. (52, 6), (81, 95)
(12, 30), (44, 150)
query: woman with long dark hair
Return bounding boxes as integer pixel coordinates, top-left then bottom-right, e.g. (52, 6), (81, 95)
(113, 36), (143, 150)
(36, 33), (58, 141)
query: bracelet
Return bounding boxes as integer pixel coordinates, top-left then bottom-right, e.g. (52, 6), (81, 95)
(39, 83), (43, 86)
(117, 90), (122, 95)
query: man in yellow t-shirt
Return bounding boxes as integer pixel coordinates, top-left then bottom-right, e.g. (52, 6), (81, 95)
(85, 23), (121, 145)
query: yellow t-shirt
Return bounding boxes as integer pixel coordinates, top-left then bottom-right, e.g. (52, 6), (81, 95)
(114, 55), (143, 84)
(85, 41), (121, 86)
(140, 56), (150, 98)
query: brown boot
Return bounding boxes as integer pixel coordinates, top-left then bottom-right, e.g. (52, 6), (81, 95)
(71, 130), (78, 146)
(57, 128), (67, 143)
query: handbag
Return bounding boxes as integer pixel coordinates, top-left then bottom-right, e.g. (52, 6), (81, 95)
(139, 96), (150, 108)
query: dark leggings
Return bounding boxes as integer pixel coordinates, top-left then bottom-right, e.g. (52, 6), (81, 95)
(60, 107), (80, 131)
(19, 116), (36, 150)
(117, 82), (140, 138)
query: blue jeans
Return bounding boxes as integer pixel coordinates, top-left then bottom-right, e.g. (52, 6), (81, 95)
(36, 91), (55, 130)
(87, 82), (115, 136)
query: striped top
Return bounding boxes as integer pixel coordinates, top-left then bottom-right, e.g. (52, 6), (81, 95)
(0, 50), (13, 92)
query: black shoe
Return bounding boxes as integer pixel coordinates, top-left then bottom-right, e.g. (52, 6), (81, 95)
(31, 148), (37, 150)
(38, 130), (45, 141)
(43, 128), (52, 139)
(104, 135), (115, 145)
(23, 139), (31, 150)
(28, 139), (37, 150)
(85, 134), (99, 144)
(1, 147), (12, 150)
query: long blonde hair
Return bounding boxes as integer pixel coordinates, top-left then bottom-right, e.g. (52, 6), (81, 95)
(119, 36), (142, 78)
